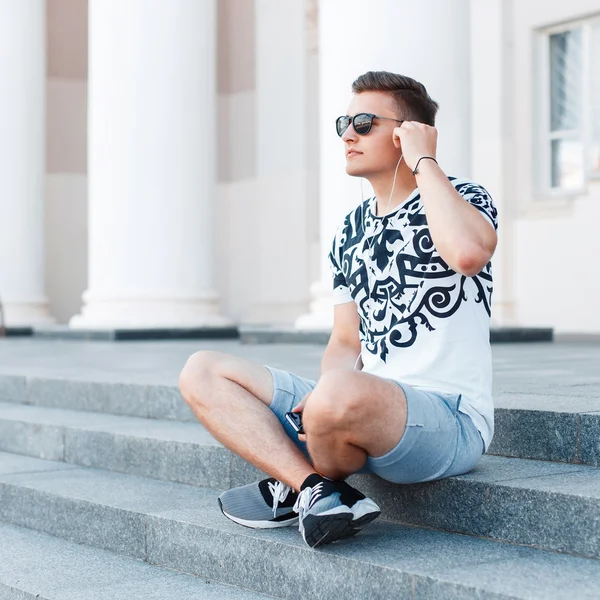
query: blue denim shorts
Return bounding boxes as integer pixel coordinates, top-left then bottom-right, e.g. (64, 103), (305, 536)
(264, 365), (485, 485)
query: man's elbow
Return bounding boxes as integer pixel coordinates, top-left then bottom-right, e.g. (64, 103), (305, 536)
(455, 243), (496, 277)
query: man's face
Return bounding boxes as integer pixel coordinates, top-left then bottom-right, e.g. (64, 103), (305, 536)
(341, 91), (402, 179)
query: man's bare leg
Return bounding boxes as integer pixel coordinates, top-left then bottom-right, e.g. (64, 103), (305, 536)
(302, 368), (408, 480)
(178, 350), (315, 491)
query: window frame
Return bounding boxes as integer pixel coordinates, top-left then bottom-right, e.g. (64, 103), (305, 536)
(536, 15), (600, 198)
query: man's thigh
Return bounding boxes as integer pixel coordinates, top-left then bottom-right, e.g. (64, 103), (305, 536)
(305, 369), (409, 459)
(187, 350), (275, 407)
(365, 385), (478, 484)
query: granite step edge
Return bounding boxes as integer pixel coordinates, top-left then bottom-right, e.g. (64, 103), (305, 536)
(0, 520), (276, 600)
(0, 373), (598, 468)
(0, 402), (598, 494)
(0, 455), (599, 600)
(1, 450), (600, 563)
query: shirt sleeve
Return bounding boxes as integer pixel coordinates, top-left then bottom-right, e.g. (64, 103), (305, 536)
(328, 230), (354, 305)
(455, 181), (499, 231)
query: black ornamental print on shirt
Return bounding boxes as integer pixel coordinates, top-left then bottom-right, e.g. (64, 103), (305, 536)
(328, 179), (499, 363)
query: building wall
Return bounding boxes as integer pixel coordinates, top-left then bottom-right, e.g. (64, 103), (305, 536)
(510, 0), (600, 333)
(45, 0), (317, 326)
(216, 0), (316, 325)
(215, 0), (260, 323)
(45, 0), (88, 323)
(43, 0), (600, 332)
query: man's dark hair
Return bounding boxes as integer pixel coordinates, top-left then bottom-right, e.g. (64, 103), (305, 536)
(351, 71), (439, 126)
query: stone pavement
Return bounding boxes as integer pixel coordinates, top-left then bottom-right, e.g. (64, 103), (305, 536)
(1, 336), (600, 598)
(0, 337), (599, 400)
(0, 336), (599, 431)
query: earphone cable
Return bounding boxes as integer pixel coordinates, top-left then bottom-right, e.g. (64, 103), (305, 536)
(353, 153), (404, 371)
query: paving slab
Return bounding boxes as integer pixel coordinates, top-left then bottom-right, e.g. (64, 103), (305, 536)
(0, 457), (599, 599)
(0, 521), (272, 599)
(0, 452), (78, 477)
(0, 338), (598, 407)
(0, 338), (599, 393)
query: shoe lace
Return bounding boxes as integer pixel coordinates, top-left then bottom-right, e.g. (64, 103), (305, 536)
(293, 482), (324, 536)
(267, 480), (292, 518)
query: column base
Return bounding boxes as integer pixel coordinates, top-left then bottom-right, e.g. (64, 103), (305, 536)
(0, 300), (55, 327)
(35, 324), (238, 341)
(69, 293), (235, 330)
(294, 280), (333, 331)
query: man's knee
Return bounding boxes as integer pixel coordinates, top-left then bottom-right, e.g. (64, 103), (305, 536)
(303, 369), (361, 433)
(178, 350), (223, 408)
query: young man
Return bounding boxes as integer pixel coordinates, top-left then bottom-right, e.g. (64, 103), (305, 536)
(179, 71), (498, 548)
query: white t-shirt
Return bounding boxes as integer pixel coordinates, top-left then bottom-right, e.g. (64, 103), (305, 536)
(328, 177), (498, 452)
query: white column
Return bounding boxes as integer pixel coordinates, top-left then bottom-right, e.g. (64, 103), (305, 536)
(71, 0), (232, 329)
(251, 0), (311, 324)
(0, 0), (53, 326)
(470, 0), (516, 326)
(296, 0), (471, 330)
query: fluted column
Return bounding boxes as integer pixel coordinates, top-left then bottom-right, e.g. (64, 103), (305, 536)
(297, 0), (471, 330)
(71, 0), (232, 329)
(0, 0), (53, 326)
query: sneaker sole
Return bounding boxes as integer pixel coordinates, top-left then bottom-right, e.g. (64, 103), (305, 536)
(218, 498), (299, 529)
(301, 509), (381, 548)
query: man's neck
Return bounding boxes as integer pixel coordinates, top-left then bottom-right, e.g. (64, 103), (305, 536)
(369, 166), (418, 217)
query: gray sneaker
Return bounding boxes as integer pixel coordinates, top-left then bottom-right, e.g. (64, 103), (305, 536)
(293, 474), (381, 547)
(218, 478), (299, 528)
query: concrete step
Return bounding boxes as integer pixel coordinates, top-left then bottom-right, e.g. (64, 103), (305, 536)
(0, 522), (274, 600)
(0, 374), (193, 422)
(2, 442), (600, 563)
(0, 401), (263, 488)
(0, 453), (599, 599)
(1, 403), (600, 559)
(1, 373), (599, 467)
(489, 392), (600, 466)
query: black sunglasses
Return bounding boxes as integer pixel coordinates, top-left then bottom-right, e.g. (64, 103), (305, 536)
(336, 113), (404, 137)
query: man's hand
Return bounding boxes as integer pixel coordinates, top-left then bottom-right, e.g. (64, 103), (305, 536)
(293, 391), (311, 443)
(392, 121), (438, 172)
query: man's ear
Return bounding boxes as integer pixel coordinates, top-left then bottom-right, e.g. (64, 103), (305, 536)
(392, 127), (402, 149)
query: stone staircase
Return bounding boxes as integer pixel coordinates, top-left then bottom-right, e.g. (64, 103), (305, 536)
(0, 349), (599, 598)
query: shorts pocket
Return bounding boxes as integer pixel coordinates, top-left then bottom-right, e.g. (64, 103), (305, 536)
(438, 392), (462, 416)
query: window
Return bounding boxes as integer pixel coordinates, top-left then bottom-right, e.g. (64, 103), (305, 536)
(539, 17), (600, 193)
(591, 22), (600, 175)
